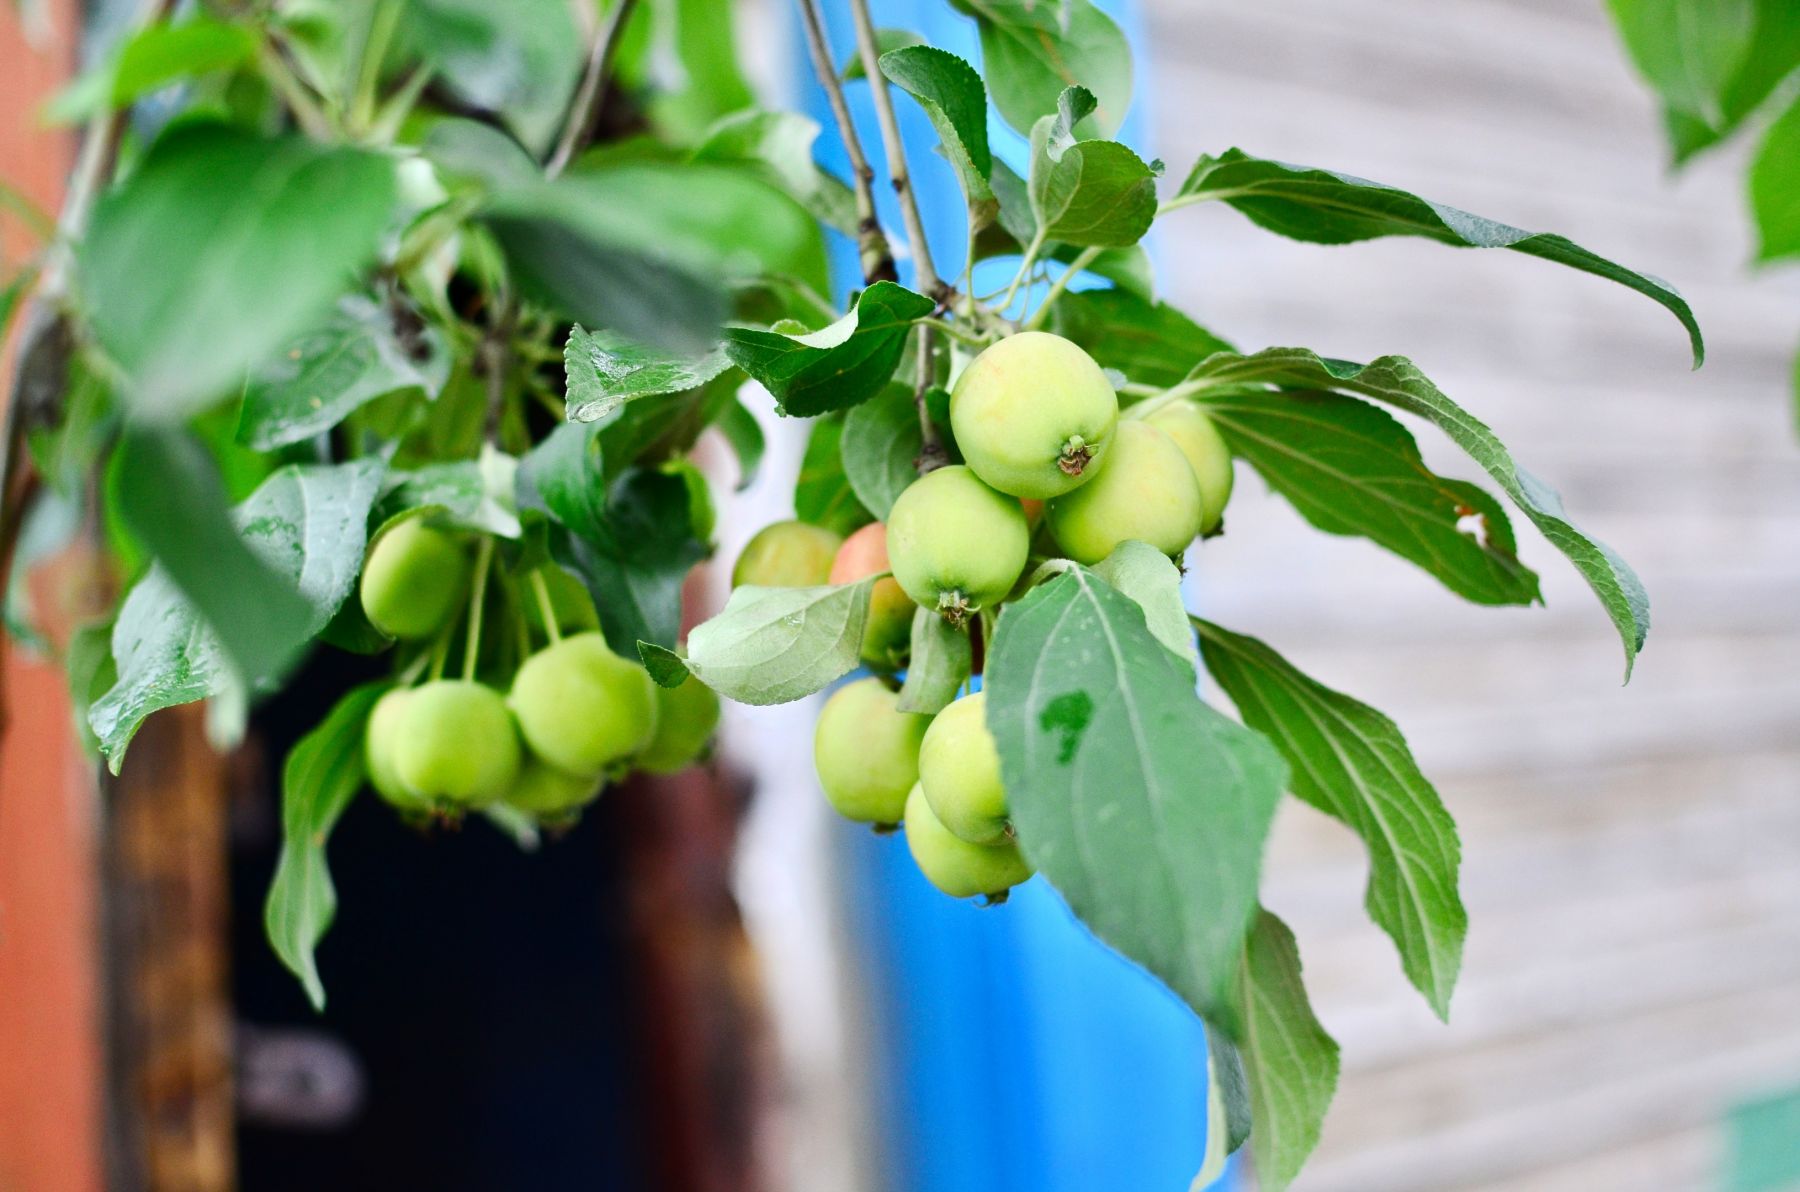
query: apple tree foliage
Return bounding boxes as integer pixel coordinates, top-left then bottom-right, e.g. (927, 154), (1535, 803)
(0, 1), (1708, 1186)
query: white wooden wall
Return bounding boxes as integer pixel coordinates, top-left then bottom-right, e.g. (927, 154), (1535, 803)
(1140, 1), (1800, 1188)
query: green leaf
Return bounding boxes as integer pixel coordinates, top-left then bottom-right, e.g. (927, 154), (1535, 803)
(724, 281), (934, 417)
(1750, 94), (1800, 263)
(840, 382), (922, 520)
(1027, 87), (1158, 248)
(79, 125), (398, 420)
(795, 414), (873, 537)
(91, 457), (385, 770)
(403, 0), (582, 153)
(1234, 910), (1341, 1192)
(482, 184), (724, 357)
(690, 109), (858, 235)
(880, 46), (994, 213)
(379, 449), (522, 539)
(1199, 390), (1541, 606)
(1090, 540), (1196, 672)
(65, 618), (116, 758)
(1186, 348), (1652, 678)
(563, 324), (732, 423)
(1052, 289), (1233, 389)
(842, 27), (925, 79)
(716, 397), (765, 492)
(521, 424), (707, 654)
(421, 118), (540, 194)
(1197, 620), (1467, 1019)
(111, 428), (315, 683)
(638, 640), (691, 687)
(682, 579), (877, 705)
(896, 608), (971, 714)
(951, 0), (1133, 139)
(46, 17), (257, 123)
(1657, 0), (1800, 162)
(264, 681), (387, 1011)
(239, 295), (450, 451)
(1194, 1024), (1253, 1189)
(617, 0), (756, 143)
(1604, 0), (1757, 129)
(1173, 149), (1704, 367)
(984, 567), (1287, 1031)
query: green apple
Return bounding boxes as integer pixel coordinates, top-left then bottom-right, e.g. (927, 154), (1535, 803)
(391, 679), (520, 806)
(508, 632), (659, 778)
(904, 783), (1033, 899)
(886, 465), (1028, 623)
(359, 519), (471, 640)
(732, 520), (842, 588)
(813, 677), (931, 824)
(950, 332), (1119, 499)
(1047, 420), (1203, 563)
(918, 691), (1009, 844)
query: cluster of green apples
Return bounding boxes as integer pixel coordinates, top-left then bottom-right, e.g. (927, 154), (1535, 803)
(740, 331), (1235, 900)
(355, 519), (721, 827)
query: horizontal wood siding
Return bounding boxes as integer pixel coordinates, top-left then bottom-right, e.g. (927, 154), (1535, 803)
(1142, 0), (1800, 1187)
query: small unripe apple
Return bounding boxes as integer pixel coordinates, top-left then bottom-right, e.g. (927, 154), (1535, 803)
(637, 674), (721, 775)
(813, 677), (931, 824)
(359, 519), (471, 640)
(732, 520), (842, 588)
(950, 331), (1119, 499)
(504, 759), (603, 821)
(904, 783), (1033, 899)
(391, 679), (521, 806)
(1047, 420), (1204, 564)
(508, 633), (659, 778)
(521, 565), (601, 635)
(917, 691), (1009, 844)
(365, 687), (428, 810)
(886, 465), (1028, 623)
(828, 522), (914, 671)
(1145, 400), (1235, 535)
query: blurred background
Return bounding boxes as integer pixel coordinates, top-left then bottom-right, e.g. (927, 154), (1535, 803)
(3, 1), (1798, 1190)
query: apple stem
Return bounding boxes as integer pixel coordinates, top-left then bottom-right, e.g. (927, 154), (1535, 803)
(529, 569), (563, 645)
(427, 623), (453, 683)
(1023, 246), (1103, 332)
(462, 535), (494, 682)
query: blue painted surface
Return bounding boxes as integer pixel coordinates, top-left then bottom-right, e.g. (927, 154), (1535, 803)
(794, 4), (1238, 1189)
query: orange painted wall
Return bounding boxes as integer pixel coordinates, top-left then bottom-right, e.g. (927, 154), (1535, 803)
(0, 4), (103, 1192)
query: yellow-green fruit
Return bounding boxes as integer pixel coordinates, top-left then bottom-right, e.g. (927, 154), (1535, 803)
(813, 677), (931, 824)
(828, 522), (914, 671)
(732, 520), (842, 588)
(886, 465), (1028, 622)
(521, 565), (600, 635)
(504, 760), (602, 820)
(904, 783), (1033, 899)
(637, 675), (721, 775)
(359, 519), (471, 640)
(950, 331), (1119, 499)
(391, 679), (520, 806)
(1145, 401), (1235, 535)
(508, 633), (659, 778)
(1046, 420), (1204, 564)
(918, 691), (1009, 845)
(365, 687), (426, 810)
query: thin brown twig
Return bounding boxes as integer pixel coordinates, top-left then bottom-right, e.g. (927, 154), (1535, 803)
(794, 0), (895, 285)
(848, 0), (947, 471)
(546, 0), (641, 178)
(848, 0), (942, 302)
